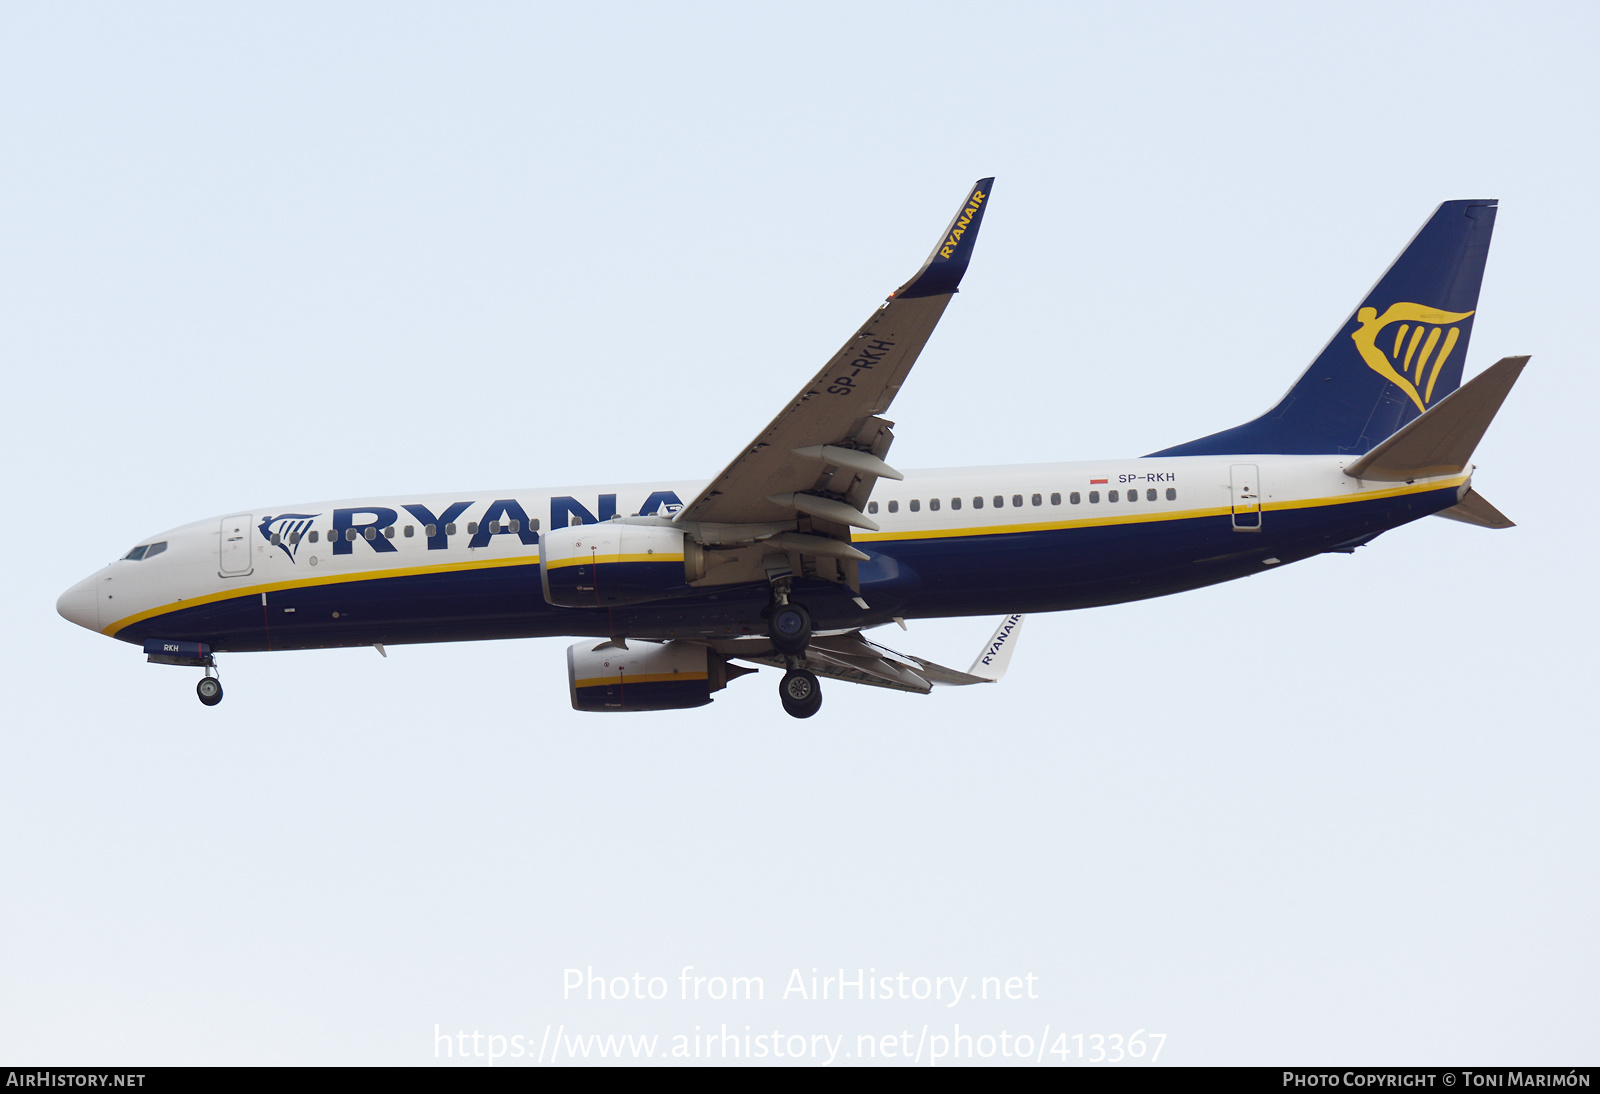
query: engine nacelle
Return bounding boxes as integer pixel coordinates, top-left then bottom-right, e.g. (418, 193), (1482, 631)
(540, 523), (702, 608)
(568, 640), (750, 712)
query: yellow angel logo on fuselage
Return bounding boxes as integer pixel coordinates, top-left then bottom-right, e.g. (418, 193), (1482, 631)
(1351, 303), (1475, 413)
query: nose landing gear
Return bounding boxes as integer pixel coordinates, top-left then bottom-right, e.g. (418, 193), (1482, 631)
(143, 640), (225, 707)
(195, 658), (224, 710)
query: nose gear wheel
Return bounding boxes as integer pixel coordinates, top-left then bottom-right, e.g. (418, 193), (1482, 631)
(196, 676), (223, 706)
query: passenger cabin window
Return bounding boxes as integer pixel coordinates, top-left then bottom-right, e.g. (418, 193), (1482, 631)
(1109, 490), (1120, 502)
(994, 495), (1003, 508)
(446, 523), (457, 536)
(488, 521), (500, 534)
(364, 528), (377, 540)
(1032, 493), (1042, 506)
(1070, 492), (1081, 505)
(530, 519), (541, 531)
(509, 519), (521, 533)
(309, 531), (319, 543)
(972, 496), (982, 509)
(404, 525), (414, 538)
(289, 532), (301, 544)
(1166, 488), (1177, 501)
(1127, 489), (1138, 503)
(271, 533), (282, 545)
(1012, 495), (1022, 507)
(910, 500), (921, 512)
(868, 501), (879, 514)
(384, 526), (395, 538)
(1052, 492), (1062, 505)
(930, 499), (940, 511)
(1146, 489), (1157, 501)
(888, 500), (899, 513)
(467, 522), (479, 535)
(1089, 491), (1100, 503)
(951, 498), (961, 510)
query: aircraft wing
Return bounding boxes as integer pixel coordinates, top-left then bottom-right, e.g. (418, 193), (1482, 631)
(704, 614), (1024, 695)
(675, 178), (995, 531)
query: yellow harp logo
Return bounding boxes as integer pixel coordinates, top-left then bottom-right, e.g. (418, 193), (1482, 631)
(1351, 303), (1474, 413)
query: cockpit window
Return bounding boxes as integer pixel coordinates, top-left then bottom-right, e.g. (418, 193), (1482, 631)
(122, 541), (166, 561)
(123, 545), (148, 561)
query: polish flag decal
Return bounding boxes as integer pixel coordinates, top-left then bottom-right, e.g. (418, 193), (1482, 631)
(1089, 478), (1108, 485)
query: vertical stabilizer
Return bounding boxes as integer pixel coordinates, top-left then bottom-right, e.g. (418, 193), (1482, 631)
(1152, 200), (1497, 457)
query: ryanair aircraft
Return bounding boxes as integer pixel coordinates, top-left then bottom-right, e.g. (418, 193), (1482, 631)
(56, 180), (1526, 718)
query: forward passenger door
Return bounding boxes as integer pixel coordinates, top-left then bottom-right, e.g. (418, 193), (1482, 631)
(219, 514), (254, 576)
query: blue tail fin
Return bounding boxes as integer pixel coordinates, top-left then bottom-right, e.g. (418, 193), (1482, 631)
(1150, 200), (1498, 457)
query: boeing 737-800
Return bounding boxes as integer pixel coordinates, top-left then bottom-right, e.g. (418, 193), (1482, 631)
(56, 180), (1525, 718)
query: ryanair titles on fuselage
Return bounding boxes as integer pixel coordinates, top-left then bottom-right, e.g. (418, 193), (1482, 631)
(261, 490), (686, 564)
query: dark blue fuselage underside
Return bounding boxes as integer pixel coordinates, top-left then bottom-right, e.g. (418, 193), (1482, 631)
(114, 487), (1455, 653)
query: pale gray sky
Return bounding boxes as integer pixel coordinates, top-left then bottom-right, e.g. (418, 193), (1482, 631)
(2, 1), (1595, 1065)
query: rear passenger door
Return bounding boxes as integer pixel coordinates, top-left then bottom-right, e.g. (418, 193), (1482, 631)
(1229, 465), (1261, 531)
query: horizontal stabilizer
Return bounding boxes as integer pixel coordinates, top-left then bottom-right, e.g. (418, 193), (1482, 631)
(1434, 488), (1515, 529)
(1344, 355), (1528, 481)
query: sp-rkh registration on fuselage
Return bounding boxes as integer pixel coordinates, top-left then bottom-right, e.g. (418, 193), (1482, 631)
(56, 180), (1527, 718)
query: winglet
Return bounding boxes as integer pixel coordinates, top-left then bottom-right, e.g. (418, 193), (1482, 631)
(967, 614), (1024, 681)
(894, 177), (995, 299)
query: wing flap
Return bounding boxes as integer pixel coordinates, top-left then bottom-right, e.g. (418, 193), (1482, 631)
(698, 614), (1022, 696)
(724, 641), (933, 694)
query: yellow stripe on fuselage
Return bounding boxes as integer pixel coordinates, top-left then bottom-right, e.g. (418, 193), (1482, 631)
(107, 476), (1465, 637)
(102, 552), (541, 637)
(849, 475), (1467, 543)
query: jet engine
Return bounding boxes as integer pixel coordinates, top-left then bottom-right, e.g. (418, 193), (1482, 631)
(567, 640), (754, 712)
(540, 523), (709, 608)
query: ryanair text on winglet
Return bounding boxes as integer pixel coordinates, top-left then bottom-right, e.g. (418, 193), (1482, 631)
(938, 189), (986, 259)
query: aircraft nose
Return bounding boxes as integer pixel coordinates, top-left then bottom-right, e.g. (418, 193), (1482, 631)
(56, 572), (101, 632)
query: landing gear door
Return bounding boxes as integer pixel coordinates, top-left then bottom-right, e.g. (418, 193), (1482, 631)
(1230, 465), (1261, 531)
(219, 514), (254, 576)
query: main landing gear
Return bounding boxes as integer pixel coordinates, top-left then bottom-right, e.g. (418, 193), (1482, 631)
(196, 667), (223, 707)
(768, 580), (821, 719)
(769, 602), (812, 654)
(779, 667), (822, 719)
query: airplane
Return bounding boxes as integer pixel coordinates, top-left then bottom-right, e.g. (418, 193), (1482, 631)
(56, 179), (1527, 719)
